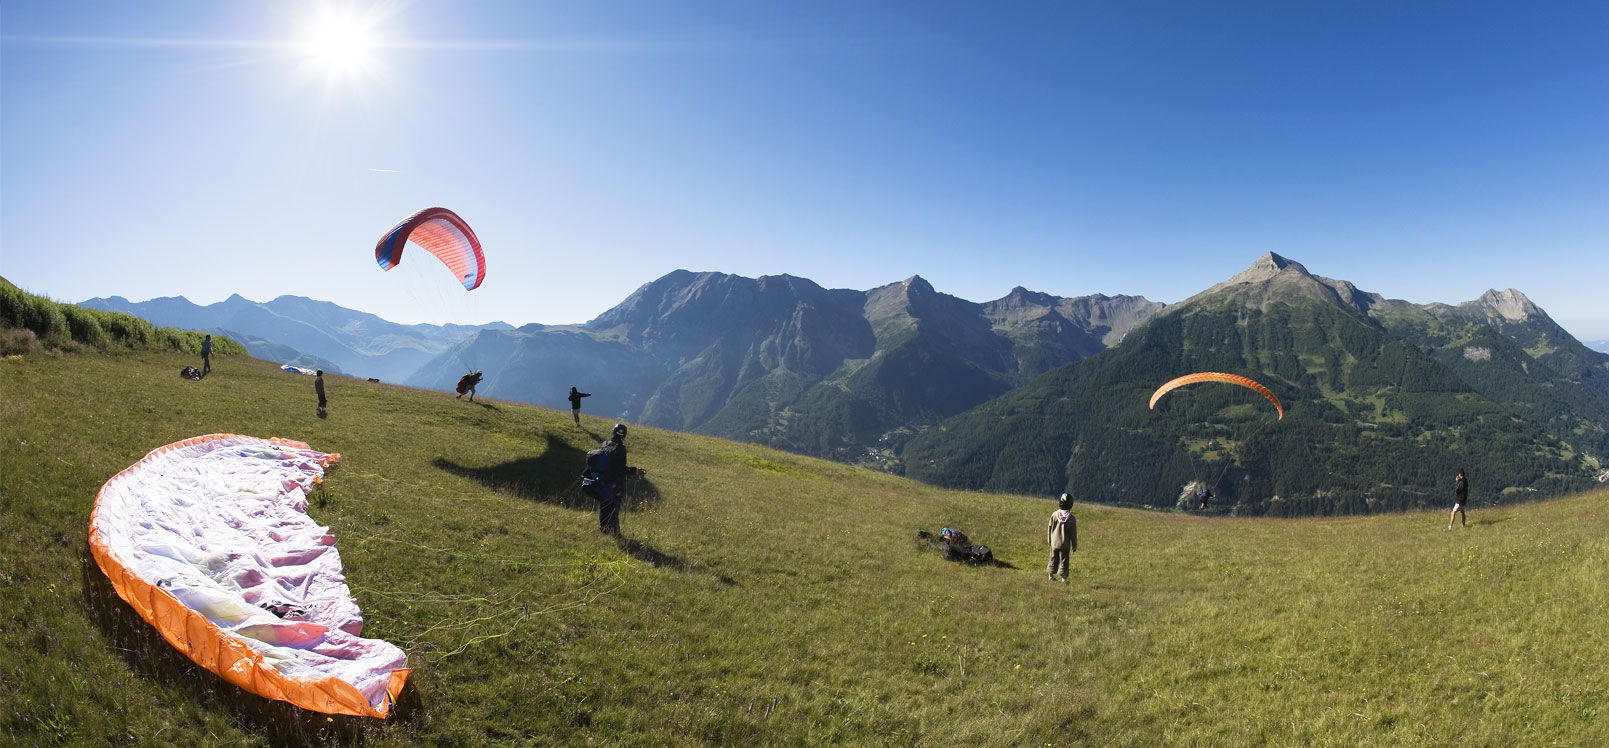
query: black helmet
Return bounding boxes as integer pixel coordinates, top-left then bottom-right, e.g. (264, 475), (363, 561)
(1058, 492), (1071, 509)
(612, 423), (628, 440)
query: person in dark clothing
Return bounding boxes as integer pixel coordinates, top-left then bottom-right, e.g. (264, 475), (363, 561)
(568, 386), (591, 425)
(314, 370), (327, 418)
(595, 423), (644, 535)
(1447, 469), (1469, 530)
(456, 371), (484, 401)
(1197, 487), (1214, 510)
(201, 334), (213, 376)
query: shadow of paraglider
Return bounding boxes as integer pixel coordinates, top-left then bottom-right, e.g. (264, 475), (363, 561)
(432, 432), (661, 513)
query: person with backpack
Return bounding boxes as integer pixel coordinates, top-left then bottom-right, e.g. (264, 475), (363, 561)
(583, 423), (644, 535)
(1447, 469), (1469, 531)
(568, 386), (591, 426)
(1197, 486), (1214, 510)
(201, 334), (213, 377)
(1047, 493), (1077, 583)
(456, 371), (484, 401)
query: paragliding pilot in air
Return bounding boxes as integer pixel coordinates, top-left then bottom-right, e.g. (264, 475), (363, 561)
(456, 371), (484, 401)
(582, 423), (645, 536)
(1197, 487), (1214, 510)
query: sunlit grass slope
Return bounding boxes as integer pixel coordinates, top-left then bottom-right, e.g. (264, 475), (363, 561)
(3, 349), (1606, 747)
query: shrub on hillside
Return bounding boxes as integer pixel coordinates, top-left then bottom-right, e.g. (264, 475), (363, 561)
(0, 278), (244, 355)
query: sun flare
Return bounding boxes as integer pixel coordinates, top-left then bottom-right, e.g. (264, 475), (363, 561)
(299, 7), (381, 82)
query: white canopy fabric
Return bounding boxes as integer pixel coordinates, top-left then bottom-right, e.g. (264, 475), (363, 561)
(90, 434), (407, 715)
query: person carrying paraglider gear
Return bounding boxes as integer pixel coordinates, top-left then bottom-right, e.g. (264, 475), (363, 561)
(314, 370), (327, 418)
(456, 371), (484, 401)
(583, 423), (644, 536)
(1197, 487), (1214, 510)
(1447, 469), (1469, 531)
(201, 334), (213, 377)
(568, 386), (591, 426)
(1047, 493), (1077, 584)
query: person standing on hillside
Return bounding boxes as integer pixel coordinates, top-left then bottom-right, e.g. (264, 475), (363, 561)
(314, 370), (327, 418)
(568, 386), (591, 426)
(588, 423), (644, 536)
(1047, 493), (1077, 583)
(201, 334), (213, 377)
(1447, 469), (1469, 531)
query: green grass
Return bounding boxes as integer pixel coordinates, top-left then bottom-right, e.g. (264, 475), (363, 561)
(3, 348), (1607, 747)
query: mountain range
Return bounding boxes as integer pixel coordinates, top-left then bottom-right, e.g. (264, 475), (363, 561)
(83, 254), (1609, 514)
(905, 254), (1609, 513)
(80, 293), (512, 382)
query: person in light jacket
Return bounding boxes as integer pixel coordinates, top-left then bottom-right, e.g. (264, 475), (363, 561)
(1047, 492), (1077, 583)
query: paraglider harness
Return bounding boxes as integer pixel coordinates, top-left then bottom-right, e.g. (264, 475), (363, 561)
(456, 372), (483, 395)
(917, 527), (993, 565)
(179, 366), (202, 381)
(580, 441), (620, 500)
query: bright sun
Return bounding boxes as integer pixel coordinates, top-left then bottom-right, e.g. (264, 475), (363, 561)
(300, 7), (380, 81)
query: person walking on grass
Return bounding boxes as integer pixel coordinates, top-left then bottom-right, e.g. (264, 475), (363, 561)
(568, 386), (591, 426)
(201, 334), (213, 377)
(314, 370), (327, 418)
(456, 371), (484, 401)
(1447, 469), (1469, 531)
(1047, 492), (1077, 583)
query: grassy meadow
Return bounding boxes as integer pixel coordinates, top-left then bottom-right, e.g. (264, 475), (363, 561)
(2, 347), (1606, 747)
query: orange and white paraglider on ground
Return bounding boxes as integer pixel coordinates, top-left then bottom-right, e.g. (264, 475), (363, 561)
(89, 434), (409, 717)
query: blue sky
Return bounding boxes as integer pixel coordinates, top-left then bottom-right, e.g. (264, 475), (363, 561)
(3, 1), (1606, 338)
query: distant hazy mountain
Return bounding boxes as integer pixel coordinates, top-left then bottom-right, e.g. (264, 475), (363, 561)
(905, 253), (1608, 515)
(408, 270), (1159, 468)
(80, 294), (511, 381)
(1586, 340), (1609, 354)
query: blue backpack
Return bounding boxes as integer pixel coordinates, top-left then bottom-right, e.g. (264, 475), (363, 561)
(580, 442), (617, 499)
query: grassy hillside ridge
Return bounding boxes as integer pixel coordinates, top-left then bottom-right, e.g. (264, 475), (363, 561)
(3, 350), (1607, 746)
(1, 279), (246, 356)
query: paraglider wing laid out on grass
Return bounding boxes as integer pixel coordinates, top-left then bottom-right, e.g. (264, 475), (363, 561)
(374, 207), (486, 291)
(87, 434), (409, 718)
(1148, 372), (1284, 420)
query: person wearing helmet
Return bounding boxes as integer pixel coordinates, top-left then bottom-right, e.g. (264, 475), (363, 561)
(456, 371), (484, 401)
(595, 423), (644, 535)
(1046, 492), (1077, 584)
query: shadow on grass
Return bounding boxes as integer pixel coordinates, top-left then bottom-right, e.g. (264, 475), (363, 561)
(432, 433), (661, 513)
(80, 546), (421, 746)
(614, 536), (687, 571)
(1470, 516), (1515, 527)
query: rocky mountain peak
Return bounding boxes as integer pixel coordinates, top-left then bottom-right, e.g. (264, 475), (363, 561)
(1224, 252), (1311, 286)
(901, 275), (935, 297)
(1471, 288), (1539, 322)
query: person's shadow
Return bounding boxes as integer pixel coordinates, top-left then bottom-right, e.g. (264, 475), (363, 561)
(433, 433), (662, 513)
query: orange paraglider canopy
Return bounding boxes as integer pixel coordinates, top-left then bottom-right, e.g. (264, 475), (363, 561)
(1148, 372), (1283, 420)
